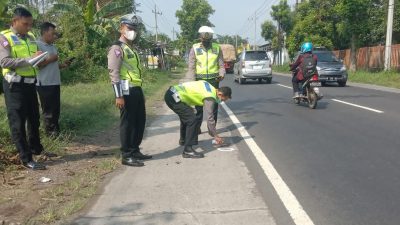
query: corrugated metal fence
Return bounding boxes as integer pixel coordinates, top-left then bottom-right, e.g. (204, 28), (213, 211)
(333, 44), (400, 71)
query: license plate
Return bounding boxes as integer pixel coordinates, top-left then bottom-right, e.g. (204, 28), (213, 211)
(328, 77), (337, 80)
(310, 82), (321, 87)
(253, 65), (263, 69)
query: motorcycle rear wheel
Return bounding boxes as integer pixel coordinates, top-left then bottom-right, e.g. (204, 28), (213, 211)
(308, 92), (318, 109)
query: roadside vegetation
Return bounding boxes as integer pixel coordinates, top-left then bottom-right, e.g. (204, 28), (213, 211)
(348, 70), (400, 89)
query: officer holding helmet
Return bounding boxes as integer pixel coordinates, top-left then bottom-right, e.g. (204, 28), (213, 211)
(107, 13), (152, 167)
(187, 26), (225, 142)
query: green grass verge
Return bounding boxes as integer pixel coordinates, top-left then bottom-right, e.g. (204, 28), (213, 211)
(0, 68), (185, 170)
(348, 70), (400, 89)
(272, 63), (291, 74)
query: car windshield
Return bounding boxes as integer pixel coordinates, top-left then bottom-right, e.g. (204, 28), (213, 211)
(245, 51), (269, 61)
(314, 52), (339, 62)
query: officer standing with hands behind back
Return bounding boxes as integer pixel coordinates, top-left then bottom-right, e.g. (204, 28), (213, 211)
(187, 26), (225, 138)
(107, 13), (152, 167)
(0, 7), (47, 170)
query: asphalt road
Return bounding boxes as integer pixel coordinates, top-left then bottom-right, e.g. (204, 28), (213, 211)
(220, 73), (400, 225)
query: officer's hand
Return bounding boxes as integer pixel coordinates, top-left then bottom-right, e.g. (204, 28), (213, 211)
(215, 136), (224, 145)
(217, 76), (224, 82)
(115, 97), (125, 109)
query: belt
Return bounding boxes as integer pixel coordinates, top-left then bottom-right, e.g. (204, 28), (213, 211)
(195, 73), (218, 79)
(4, 73), (36, 84)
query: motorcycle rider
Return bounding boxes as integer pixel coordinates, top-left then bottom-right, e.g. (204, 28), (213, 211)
(290, 42), (318, 98)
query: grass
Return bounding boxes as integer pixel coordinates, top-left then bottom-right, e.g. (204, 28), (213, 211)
(29, 155), (120, 224)
(348, 70), (400, 89)
(272, 63), (291, 74)
(0, 68), (184, 164)
(0, 67), (185, 224)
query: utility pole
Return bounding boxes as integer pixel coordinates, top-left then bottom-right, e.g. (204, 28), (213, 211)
(254, 12), (257, 50)
(384, 0), (394, 71)
(235, 35), (238, 51)
(152, 4), (162, 42)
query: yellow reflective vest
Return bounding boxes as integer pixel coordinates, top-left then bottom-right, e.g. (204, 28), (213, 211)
(1, 29), (38, 77)
(119, 43), (142, 87)
(174, 80), (217, 106)
(193, 42), (219, 79)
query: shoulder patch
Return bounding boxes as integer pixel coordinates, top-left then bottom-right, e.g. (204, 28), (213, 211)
(114, 49), (122, 57)
(1, 40), (9, 47)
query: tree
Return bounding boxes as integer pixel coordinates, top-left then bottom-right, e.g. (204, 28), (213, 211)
(175, 0), (214, 50)
(270, 0), (293, 62)
(286, 0), (337, 56)
(335, 0), (370, 71)
(261, 20), (276, 42)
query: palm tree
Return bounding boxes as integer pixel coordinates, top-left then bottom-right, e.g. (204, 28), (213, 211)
(52, 0), (135, 41)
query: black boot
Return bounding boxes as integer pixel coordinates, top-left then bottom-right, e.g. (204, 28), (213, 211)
(182, 146), (204, 158)
(132, 151), (153, 160)
(122, 157), (145, 167)
(179, 139), (185, 146)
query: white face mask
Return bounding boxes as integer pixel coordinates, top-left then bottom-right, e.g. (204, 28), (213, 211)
(124, 30), (137, 41)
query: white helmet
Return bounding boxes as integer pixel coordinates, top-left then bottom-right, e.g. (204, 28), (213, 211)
(198, 26), (214, 34)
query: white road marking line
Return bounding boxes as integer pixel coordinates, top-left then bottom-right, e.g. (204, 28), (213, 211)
(331, 99), (384, 113)
(277, 84), (292, 89)
(221, 102), (315, 225)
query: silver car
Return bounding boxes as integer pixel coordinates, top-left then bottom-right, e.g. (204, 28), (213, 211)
(233, 50), (272, 84)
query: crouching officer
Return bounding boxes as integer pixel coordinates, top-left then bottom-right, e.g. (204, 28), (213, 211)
(187, 26), (225, 135)
(107, 13), (152, 167)
(164, 80), (231, 158)
(0, 7), (47, 170)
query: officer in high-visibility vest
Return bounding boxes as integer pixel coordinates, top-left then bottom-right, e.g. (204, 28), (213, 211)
(164, 80), (232, 158)
(107, 13), (152, 167)
(0, 8), (48, 170)
(187, 26), (225, 137)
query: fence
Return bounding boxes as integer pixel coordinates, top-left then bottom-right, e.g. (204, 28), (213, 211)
(332, 44), (400, 71)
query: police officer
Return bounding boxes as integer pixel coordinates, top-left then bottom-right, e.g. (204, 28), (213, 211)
(187, 26), (225, 139)
(107, 13), (152, 167)
(0, 8), (46, 170)
(164, 80), (232, 158)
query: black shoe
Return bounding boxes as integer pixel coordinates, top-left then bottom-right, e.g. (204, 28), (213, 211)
(23, 161), (46, 170)
(121, 157), (145, 167)
(182, 146), (204, 158)
(132, 152), (152, 160)
(179, 139), (185, 146)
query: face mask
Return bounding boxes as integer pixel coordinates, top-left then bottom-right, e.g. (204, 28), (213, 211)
(124, 30), (137, 41)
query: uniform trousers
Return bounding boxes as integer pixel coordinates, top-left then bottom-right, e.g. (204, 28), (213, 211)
(2, 78), (43, 163)
(164, 89), (199, 147)
(120, 87), (146, 158)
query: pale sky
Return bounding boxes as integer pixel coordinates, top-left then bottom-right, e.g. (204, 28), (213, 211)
(136, 0), (297, 45)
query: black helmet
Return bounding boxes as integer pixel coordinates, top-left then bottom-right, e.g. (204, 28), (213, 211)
(120, 13), (143, 27)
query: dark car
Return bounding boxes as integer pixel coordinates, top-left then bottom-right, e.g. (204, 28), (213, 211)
(313, 50), (348, 87)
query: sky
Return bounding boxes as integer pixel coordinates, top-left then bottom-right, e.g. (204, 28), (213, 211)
(136, 0), (297, 45)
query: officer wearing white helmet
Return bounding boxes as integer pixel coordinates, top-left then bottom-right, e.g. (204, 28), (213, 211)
(107, 13), (152, 167)
(186, 26), (225, 143)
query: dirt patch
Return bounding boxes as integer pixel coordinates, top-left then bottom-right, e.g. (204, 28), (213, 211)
(0, 122), (121, 225)
(0, 97), (169, 225)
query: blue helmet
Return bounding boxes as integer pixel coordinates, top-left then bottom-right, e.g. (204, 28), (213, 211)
(300, 42), (313, 53)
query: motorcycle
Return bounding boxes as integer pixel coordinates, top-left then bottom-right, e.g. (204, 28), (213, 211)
(291, 70), (323, 109)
